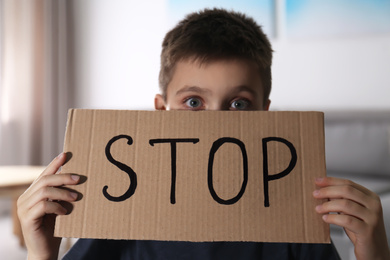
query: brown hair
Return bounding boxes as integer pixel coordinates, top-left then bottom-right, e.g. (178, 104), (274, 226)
(159, 8), (273, 103)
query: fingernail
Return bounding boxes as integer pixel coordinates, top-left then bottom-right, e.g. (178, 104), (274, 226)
(71, 175), (80, 181)
(322, 215), (328, 221)
(313, 190), (320, 196)
(70, 192), (78, 199)
(315, 177), (323, 182)
(57, 152), (64, 159)
(315, 205), (321, 212)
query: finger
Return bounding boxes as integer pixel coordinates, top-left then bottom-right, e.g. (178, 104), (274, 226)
(313, 184), (371, 208)
(25, 201), (68, 224)
(38, 153), (68, 179)
(41, 152), (67, 175)
(26, 153), (67, 193)
(322, 213), (366, 235)
(315, 199), (369, 221)
(19, 174), (80, 204)
(33, 174), (79, 192)
(315, 177), (373, 197)
(26, 186), (78, 211)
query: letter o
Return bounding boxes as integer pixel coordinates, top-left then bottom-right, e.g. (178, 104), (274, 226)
(207, 137), (248, 205)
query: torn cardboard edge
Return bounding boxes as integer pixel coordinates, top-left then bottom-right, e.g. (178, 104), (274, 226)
(55, 109), (330, 244)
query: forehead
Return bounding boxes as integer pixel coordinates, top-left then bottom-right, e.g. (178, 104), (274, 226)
(167, 58), (264, 97)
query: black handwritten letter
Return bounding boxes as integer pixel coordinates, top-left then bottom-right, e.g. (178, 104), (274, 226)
(149, 138), (199, 204)
(103, 135), (137, 202)
(208, 137), (248, 205)
(262, 137), (297, 207)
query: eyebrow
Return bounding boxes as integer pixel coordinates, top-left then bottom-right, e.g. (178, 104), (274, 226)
(175, 86), (212, 96)
(175, 85), (259, 98)
(233, 85), (258, 97)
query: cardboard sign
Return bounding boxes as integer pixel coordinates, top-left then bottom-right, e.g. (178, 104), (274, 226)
(54, 109), (329, 243)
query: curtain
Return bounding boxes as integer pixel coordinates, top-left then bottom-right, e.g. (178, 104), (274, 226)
(0, 0), (75, 165)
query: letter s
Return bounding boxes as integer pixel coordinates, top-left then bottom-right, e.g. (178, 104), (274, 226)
(103, 135), (137, 202)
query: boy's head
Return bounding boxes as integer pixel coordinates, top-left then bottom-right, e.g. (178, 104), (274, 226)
(155, 8), (273, 111)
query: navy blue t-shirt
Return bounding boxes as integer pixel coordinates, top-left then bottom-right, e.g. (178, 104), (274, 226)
(63, 239), (341, 260)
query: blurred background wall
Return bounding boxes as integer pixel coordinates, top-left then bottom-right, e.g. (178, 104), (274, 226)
(1, 0), (390, 165)
(0, 0), (74, 165)
(70, 0), (390, 111)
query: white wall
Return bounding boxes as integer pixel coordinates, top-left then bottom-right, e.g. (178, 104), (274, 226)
(72, 0), (167, 110)
(272, 35), (390, 110)
(72, 1), (390, 111)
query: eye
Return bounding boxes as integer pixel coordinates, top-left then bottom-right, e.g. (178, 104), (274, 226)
(185, 97), (203, 109)
(230, 99), (250, 110)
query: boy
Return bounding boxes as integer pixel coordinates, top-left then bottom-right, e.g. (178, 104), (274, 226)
(17, 8), (390, 260)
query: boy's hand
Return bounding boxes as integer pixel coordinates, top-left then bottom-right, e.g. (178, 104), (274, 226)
(17, 153), (80, 260)
(314, 177), (390, 260)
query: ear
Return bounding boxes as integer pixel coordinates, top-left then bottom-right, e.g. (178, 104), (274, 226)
(264, 99), (271, 111)
(154, 94), (166, 110)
